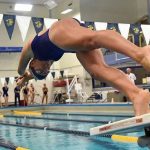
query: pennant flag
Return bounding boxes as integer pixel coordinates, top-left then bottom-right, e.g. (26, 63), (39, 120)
(47, 73), (52, 80)
(5, 77), (9, 84)
(29, 79), (33, 83)
(16, 16), (31, 41)
(32, 17), (44, 34)
(64, 69), (69, 77)
(95, 22), (107, 31)
(15, 76), (18, 80)
(1, 78), (5, 85)
(60, 70), (64, 78)
(73, 13), (84, 24)
(119, 23), (130, 39)
(141, 25), (150, 45)
(73, 13), (81, 21)
(84, 21), (96, 30)
(129, 24), (143, 46)
(107, 23), (120, 33)
(51, 72), (55, 79)
(44, 18), (57, 29)
(10, 77), (15, 84)
(0, 14), (3, 25)
(55, 71), (60, 78)
(3, 14), (16, 39)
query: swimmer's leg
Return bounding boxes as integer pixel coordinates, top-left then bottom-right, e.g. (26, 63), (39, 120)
(42, 95), (45, 104)
(50, 18), (150, 71)
(76, 49), (150, 116)
(46, 95), (48, 104)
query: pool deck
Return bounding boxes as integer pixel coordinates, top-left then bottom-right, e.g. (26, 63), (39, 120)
(0, 103), (134, 116)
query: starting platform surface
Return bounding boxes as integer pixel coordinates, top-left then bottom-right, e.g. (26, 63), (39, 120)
(90, 113), (150, 136)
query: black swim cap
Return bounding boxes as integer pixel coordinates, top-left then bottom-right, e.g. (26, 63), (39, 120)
(29, 67), (48, 80)
(29, 59), (50, 80)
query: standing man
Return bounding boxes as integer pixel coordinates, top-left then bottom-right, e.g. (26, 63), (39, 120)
(42, 84), (48, 104)
(126, 68), (136, 84)
(14, 85), (21, 106)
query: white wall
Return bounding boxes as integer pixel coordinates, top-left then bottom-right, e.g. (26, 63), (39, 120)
(58, 53), (93, 98)
(80, 0), (148, 23)
(59, 53), (80, 68)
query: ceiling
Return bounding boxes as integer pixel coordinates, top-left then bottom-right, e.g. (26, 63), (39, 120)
(0, 0), (66, 5)
(0, 0), (48, 5)
(0, 0), (148, 23)
(0, 0), (76, 18)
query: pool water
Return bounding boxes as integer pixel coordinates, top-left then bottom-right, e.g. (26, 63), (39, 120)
(0, 113), (149, 150)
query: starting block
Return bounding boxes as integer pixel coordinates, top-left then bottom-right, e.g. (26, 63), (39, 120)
(90, 113), (150, 136)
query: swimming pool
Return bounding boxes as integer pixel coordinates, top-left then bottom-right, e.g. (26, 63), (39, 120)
(0, 112), (149, 150)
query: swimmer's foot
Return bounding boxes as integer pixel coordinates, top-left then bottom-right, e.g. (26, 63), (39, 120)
(133, 89), (150, 116)
(139, 46), (150, 72)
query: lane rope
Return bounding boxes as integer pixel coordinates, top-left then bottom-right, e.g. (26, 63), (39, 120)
(6, 115), (109, 124)
(0, 120), (148, 146)
(0, 137), (29, 150)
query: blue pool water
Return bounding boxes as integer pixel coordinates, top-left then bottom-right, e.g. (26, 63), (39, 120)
(43, 114), (129, 122)
(0, 113), (149, 150)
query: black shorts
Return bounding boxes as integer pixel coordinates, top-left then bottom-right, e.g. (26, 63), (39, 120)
(3, 93), (8, 97)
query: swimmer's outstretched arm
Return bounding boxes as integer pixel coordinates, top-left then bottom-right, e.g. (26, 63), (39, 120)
(18, 40), (33, 76)
(17, 40), (34, 86)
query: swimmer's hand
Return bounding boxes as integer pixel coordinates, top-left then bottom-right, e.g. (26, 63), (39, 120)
(16, 71), (33, 87)
(16, 76), (26, 87)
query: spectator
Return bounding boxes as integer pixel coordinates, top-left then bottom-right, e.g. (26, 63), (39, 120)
(2, 83), (9, 107)
(57, 90), (62, 104)
(29, 83), (35, 105)
(42, 84), (48, 104)
(22, 83), (29, 106)
(14, 85), (21, 106)
(126, 68), (136, 84)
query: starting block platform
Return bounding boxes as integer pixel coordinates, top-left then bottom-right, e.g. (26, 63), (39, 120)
(90, 113), (150, 136)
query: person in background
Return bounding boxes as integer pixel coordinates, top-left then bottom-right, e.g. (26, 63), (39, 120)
(42, 84), (48, 104)
(2, 83), (9, 107)
(126, 68), (137, 84)
(75, 78), (83, 99)
(29, 83), (35, 105)
(0, 90), (2, 108)
(57, 90), (62, 104)
(22, 83), (29, 106)
(14, 85), (21, 106)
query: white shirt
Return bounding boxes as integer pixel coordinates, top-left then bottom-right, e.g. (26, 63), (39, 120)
(127, 73), (136, 84)
(75, 83), (82, 93)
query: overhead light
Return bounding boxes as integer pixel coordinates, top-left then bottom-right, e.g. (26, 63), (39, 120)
(14, 4), (33, 12)
(61, 9), (73, 14)
(44, 0), (57, 10)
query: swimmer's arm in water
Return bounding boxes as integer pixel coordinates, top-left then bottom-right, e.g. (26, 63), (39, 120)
(18, 40), (34, 76)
